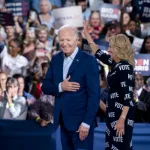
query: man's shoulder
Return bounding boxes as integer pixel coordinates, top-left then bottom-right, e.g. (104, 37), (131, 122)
(80, 49), (95, 60)
(52, 51), (63, 60)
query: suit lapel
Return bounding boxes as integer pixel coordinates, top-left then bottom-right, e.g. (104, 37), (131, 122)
(67, 49), (81, 77)
(59, 52), (64, 81)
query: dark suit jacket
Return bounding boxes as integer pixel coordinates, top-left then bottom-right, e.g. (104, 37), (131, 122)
(41, 49), (100, 131)
(134, 88), (150, 122)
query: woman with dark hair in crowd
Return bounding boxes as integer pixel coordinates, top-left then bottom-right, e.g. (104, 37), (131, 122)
(140, 36), (150, 54)
(0, 38), (28, 77)
(83, 23), (135, 150)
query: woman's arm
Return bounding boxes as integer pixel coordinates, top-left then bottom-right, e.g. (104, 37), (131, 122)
(83, 22), (114, 66)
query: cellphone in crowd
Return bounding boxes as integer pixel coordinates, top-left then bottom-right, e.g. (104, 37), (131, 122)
(30, 11), (36, 20)
(36, 49), (46, 57)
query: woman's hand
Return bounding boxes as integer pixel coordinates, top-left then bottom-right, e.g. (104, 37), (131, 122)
(114, 117), (125, 137)
(82, 20), (89, 39)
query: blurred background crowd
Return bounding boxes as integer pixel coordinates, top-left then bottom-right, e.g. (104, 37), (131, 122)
(0, 0), (150, 125)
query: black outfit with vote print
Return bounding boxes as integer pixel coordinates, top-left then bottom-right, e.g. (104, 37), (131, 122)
(95, 49), (135, 150)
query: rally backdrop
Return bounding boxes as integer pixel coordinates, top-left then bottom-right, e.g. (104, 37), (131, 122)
(0, 120), (150, 150)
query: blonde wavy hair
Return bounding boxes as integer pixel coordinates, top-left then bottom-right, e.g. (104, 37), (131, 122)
(109, 34), (135, 67)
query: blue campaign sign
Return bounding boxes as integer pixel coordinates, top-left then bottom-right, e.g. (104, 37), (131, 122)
(135, 54), (150, 76)
(0, 12), (14, 26)
(5, 0), (30, 16)
(94, 40), (109, 51)
(99, 3), (120, 24)
(139, 2), (150, 23)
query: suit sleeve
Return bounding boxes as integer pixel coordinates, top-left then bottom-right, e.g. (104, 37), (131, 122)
(41, 57), (60, 96)
(118, 64), (134, 107)
(83, 57), (100, 126)
(95, 49), (115, 66)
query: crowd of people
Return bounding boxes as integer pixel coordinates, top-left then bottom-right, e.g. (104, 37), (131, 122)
(0, 0), (150, 148)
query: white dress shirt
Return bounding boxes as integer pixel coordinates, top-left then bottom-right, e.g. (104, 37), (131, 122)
(58, 47), (90, 129)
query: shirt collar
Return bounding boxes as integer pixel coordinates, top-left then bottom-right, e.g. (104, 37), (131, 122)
(137, 87), (143, 96)
(64, 47), (79, 60)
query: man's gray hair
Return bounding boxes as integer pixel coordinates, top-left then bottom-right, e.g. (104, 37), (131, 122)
(58, 25), (79, 39)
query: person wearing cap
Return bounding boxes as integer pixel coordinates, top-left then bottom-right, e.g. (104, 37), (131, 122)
(99, 20), (121, 42)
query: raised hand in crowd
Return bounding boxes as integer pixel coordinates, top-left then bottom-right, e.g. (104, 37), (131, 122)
(82, 21), (99, 54)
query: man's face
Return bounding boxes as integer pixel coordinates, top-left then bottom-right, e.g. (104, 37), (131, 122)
(59, 28), (78, 56)
(0, 73), (7, 89)
(135, 74), (144, 90)
(9, 41), (20, 57)
(78, 1), (87, 12)
(128, 21), (136, 35)
(17, 77), (25, 93)
(5, 26), (15, 37)
(107, 25), (118, 36)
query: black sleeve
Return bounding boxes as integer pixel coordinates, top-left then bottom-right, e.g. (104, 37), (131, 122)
(95, 49), (115, 66)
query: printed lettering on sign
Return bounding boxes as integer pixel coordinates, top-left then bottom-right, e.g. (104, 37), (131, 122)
(110, 92), (119, 99)
(115, 102), (123, 110)
(120, 81), (126, 87)
(108, 112), (115, 118)
(119, 65), (130, 71)
(113, 136), (123, 143)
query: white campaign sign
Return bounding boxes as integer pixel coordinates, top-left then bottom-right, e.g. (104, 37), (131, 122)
(53, 6), (83, 29)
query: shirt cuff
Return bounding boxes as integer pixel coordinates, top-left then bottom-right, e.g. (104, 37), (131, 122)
(58, 82), (63, 92)
(81, 122), (90, 129)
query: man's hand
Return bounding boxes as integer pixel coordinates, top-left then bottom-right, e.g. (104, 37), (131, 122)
(76, 125), (89, 141)
(61, 76), (80, 92)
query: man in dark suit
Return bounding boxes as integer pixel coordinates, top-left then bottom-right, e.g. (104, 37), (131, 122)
(41, 25), (100, 150)
(134, 73), (150, 122)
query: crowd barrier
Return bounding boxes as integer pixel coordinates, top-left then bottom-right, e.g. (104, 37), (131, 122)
(0, 120), (150, 150)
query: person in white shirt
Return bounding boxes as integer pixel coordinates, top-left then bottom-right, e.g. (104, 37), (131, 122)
(0, 77), (27, 120)
(0, 39), (28, 77)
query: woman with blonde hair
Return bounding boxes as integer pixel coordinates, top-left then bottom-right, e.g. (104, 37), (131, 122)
(83, 24), (135, 150)
(39, 0), (54, 31)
